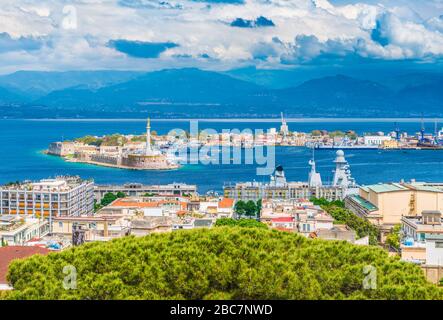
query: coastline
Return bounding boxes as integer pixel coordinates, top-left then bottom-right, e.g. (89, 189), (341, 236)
(14, 117), (443, 123)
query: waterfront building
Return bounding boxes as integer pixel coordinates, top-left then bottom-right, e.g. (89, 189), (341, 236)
(381, 140), (399, 149)
(94, 183), (197, 201)
(363, 135), (392, 146)
(345, 181), (443, 240)
(0, 176), (94, 222)
(47, 141), (77, 156)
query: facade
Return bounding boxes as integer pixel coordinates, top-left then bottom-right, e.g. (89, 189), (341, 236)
(401, 211), (443, 265)
(363, 135), (392, 146)
(346, 181), (443, 239)
(94, 183), (197, 201)
(425, 234), (443, 266)
(0, 216), (50, 246)
(0, 177), (94, 222)
(260, 199), (334, 236)
(52, 215), (130, 242)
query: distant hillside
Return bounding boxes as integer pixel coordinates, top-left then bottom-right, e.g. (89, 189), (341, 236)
(0, 70), (143, 98)
(0, 68), (442, 118)
(275, 75), (395, 115)
(34, 68), (271, 117)
(0, 86), (29, 105)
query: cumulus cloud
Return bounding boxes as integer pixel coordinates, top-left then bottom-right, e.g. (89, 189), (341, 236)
(0, 0), (442, 73)
(0, 32), (46, 53)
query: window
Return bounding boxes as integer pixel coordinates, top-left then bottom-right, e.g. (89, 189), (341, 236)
(435, 242), (443, 248)
(58, 222), (63, 228)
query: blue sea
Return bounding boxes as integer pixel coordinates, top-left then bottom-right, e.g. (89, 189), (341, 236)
(1, 119), (443, 193)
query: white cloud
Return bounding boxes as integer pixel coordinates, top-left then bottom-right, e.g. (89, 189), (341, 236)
(0, 0), (442, 73)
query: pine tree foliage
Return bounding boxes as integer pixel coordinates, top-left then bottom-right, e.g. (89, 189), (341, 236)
(3, 227), (442, 300)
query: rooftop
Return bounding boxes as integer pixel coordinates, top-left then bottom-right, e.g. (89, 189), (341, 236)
(0, 246), (50, 285)
(348, 195), (378, 211)
(365, 183), (409, 193)
(0, 176), (91, 192)
(218, 198), (234, 208)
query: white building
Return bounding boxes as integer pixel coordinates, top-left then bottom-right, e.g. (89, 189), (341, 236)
(425, 234), (443, 266)
(363, 135), (392, 146)
(0, 176), (94, 221)
(0, 216), (50, 246)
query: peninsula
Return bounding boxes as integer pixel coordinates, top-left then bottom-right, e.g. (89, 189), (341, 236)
(47, 119), (180, 170)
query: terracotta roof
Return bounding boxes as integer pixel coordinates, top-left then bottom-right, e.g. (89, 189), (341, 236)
(111, 199), (160, 208)
(271, 217), (294, 223)
(218, 198), (234, 208)
(111, 199), (188, 209)
(0, 246), (50, 284)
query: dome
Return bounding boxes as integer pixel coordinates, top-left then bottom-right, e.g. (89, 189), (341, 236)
(336, 150), (345, 157)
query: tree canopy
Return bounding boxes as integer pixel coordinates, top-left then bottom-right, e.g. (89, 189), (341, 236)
(215, 218), (267, 229)
(3, 227), (441, 300)
(234, 200), (261, 217)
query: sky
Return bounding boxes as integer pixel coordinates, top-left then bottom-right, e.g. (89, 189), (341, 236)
(0, 0), (443, 74)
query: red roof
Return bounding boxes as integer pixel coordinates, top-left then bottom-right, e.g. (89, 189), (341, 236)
(271, 217), (294, 223)
(218, 198), (234, 208)
(0, 246), (50, 285)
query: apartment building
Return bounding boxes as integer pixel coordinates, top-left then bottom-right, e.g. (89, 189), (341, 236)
(0, 176), (94, 221)
(94, 183), (197, 201)
(345, 181), (443, 240)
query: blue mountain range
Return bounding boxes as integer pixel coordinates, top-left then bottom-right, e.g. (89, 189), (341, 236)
(0, 68), (442, 118)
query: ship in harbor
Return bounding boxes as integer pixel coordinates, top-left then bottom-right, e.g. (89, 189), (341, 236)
(415, 120), (443, 150)
(307, 136), (379, 150)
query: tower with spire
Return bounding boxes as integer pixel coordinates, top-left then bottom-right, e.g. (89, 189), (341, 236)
(280, 112), (289, 136)
(145, 117), (152, 155)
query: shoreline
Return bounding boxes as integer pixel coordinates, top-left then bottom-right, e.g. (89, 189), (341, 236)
(7, 117), (443, 123)
(44, 151), (181, 171)
(65, 158), (181, 171)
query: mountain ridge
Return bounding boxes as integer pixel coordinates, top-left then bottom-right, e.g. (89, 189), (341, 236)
(0, 68), (442, 118)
